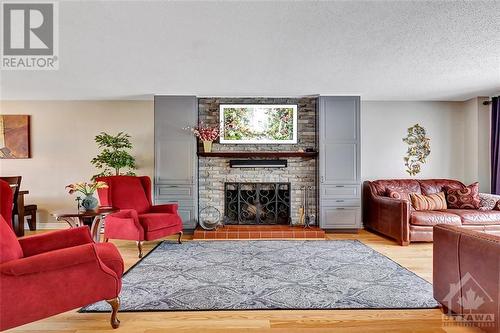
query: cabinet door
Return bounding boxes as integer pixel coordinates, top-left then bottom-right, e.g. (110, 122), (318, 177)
(320, 207), (360, 229)
(154, 96), (197, 184)
(322, 143), (358, 184)
(322, 97), (358, 142)
(319, 96), (360, 185)
(178, 207), (197, 229)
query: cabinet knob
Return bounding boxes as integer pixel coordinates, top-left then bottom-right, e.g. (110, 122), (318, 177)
(320, 176), (324, 183)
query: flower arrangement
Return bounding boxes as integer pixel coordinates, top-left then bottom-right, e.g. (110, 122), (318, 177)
(66, 181), (108, 211)
(186, 122), (220, 142)
(185, 122), (220, 152)
(403, 124), (431, 176)
(66, 181), (108, 195)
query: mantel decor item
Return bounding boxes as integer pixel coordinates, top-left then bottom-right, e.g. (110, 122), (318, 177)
(199, 206), (222, 230)
(66, 181), (108, 211)
(403, 124), (431, 176)
(185, 122), (220, 153)
(0, 115), (31, 159)
(91, 132), (137, 180)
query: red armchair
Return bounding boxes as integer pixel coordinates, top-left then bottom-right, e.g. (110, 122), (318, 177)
(0, 180), (124, 331)
(96, 176), (183, 257)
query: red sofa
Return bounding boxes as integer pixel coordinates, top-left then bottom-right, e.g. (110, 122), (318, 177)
(96, 176), (183, 258)
(433, 224), (499, 333)
(362, 179), (500, 245)
(0, 180), (124, 331)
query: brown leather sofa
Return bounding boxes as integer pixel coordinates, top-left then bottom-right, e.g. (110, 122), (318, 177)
(362, 179), (500, 245)
(433, 224), (499, 333)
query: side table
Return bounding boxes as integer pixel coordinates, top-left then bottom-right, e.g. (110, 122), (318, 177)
(52, 207), (118, 242)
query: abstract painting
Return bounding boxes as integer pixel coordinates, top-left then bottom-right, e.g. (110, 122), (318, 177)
(0, 115), (31, 159)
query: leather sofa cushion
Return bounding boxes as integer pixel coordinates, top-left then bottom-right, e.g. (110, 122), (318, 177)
(418, 179), (465, 195)
(410, 210), (462, 226)
(370, 179), (421, 196)
(139, 213), (180, 231)
(445, 209), (500, 225)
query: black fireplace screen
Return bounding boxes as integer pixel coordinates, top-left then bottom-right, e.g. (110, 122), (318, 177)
(224, 182), (291, 225)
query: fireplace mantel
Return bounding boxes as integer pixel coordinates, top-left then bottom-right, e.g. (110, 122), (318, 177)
(197, 151), (318, 158)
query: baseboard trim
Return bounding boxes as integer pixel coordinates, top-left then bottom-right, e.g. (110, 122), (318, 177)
(36, 222), (65, 230)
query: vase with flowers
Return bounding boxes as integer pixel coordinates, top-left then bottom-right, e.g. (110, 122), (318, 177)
(66, 181), (108, 211)
(186, 122), (220, 153)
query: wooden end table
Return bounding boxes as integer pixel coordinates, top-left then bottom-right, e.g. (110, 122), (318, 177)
(52, 207), (118, 242)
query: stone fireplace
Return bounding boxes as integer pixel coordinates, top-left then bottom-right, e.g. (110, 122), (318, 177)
(224, 182), (291, 225)
(198, 97), (317, 226)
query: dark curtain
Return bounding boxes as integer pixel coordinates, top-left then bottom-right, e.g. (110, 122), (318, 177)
(492, 96), (500, 194)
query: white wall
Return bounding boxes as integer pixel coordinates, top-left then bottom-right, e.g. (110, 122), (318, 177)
(361, 101), (466, 181)
(0, 101), (154, 224)
(477, 97), (491, 193)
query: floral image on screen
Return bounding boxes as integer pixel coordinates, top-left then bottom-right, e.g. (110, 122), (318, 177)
(220, 104), (298, 144)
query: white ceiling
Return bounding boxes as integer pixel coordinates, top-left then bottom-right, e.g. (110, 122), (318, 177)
(1, 0), (499, 101)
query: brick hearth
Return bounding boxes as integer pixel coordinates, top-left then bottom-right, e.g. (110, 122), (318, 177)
(193, 225), (325, 240)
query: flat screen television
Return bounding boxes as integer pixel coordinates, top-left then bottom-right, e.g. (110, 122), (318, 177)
(219, 104), (298, 144)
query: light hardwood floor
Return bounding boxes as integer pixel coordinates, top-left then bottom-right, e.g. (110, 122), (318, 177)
(7, 230), (482, 333)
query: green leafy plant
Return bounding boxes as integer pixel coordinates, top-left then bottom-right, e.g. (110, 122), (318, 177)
(91, 132), (137, 180)
(403, 124), (431, 176)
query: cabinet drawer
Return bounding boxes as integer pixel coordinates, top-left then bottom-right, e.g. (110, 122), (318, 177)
(156, 185), (194, 199)
(321, 199), (360, 207)
(321, 207), (360, 229)
(155, 199), (194, 208)
(321, 185), (360, 199)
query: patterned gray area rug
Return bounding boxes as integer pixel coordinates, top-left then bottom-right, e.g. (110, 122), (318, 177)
(82, 240), (438, 312)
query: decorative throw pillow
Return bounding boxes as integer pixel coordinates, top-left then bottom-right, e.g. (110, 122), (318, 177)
(478, 193), (500, 211)
(409, 192), (447, 211)
(445, 183), (480, 209)
(386, 188), (413, 202)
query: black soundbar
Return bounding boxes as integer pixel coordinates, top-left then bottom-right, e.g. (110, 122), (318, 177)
(229, 159), (287, 168)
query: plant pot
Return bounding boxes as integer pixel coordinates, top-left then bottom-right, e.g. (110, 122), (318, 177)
(81, 194), (98, 211)
(203, 141), (213, 153)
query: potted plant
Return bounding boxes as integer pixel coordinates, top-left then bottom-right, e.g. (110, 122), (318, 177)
(187, 123), (220, 153)
(91, 132), (137, 180)
(66, 181), (108, 211)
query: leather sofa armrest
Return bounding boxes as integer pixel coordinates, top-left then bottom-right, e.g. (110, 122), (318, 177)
(1, 243), (99, 276)
(18, 226), (93, 257)
(370, 195), (411, 245)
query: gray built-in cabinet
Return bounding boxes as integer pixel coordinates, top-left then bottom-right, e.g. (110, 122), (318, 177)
(154, 96), (198, 229)
(319, 96), (361, 229)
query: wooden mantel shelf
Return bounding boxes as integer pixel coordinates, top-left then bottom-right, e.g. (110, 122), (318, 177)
(197, 151), (318, 158)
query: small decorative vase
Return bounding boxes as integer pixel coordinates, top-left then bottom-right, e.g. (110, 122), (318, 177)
(81, 194), (98, 211)
(203, 141), (213, 153)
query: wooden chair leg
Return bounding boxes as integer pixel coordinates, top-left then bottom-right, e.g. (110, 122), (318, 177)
(178, 231), (183, 244)
(105, 297), (120, 329)
(27, 212), (36, 231)
(137, 241), (143, 258)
